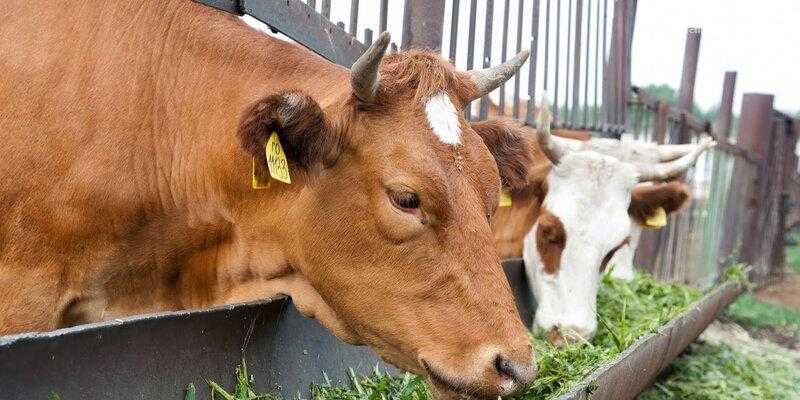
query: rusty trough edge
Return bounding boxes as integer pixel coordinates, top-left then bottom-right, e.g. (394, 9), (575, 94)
(558, 281), (744, 400)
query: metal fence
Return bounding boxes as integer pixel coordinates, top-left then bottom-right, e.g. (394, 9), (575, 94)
(220, 0), (633, 133)
(627, 29), (800, 287)
(210, 0), (798, 287)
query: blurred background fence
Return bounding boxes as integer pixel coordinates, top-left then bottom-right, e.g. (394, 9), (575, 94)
(205, 0), (799, 287)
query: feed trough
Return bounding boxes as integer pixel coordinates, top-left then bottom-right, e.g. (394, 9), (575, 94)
(0, 260), (740, 399)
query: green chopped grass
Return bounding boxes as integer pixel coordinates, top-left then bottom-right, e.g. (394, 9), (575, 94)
(518, 271), (700, 399)
(192, 270), (701, 400)
(637, 342), (800, 400)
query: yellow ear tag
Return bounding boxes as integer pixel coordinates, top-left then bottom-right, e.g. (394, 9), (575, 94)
(645, 207), (667, 229)
(265, 131), (291, 184)
(499, 189), (513, 207)
(251, 158), (271, 189)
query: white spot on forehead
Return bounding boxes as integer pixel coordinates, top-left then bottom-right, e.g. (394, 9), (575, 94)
(424, 92), (461, 145)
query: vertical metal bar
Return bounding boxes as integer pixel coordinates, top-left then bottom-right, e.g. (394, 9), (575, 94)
(543, 0), (551, 94)
(600, 0), (607, 129)
(307, 0), (316, 10)
(390, 42), (398, 52)
(448, 0), (460, 62)
(583, 0), (591, 127)
(466, 0), (478, 120)
(610, 0), (624, 129)
(321, 0), (331, 19)
(349, 0), (359, 36)
(479, 0), (495, 121)
(554, 0), (561, 121)
(379, 0), (389, 33)
(512, 0), (524, 120)
(571, 0), (583, 125)
(337, 21), (345, 30)
(716, 71), (737, 139)
(675, 27), (702, 143)
(526, 0), (541, 125)
(592, 0), (600, 128)
(498, 0), (511, 116)
(564, 0), (572, 126)
(364, 28), (373, 46)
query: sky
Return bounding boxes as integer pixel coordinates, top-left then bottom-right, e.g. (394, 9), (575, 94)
(632, 0), (800, 114)
(251, 1), (799, 115)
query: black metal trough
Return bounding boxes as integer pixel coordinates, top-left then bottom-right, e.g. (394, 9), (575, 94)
(0, 260), (740, 399)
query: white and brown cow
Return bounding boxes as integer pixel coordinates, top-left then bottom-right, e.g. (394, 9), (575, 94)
(477, 97), (714, 342)
(0, 1), (539, 397)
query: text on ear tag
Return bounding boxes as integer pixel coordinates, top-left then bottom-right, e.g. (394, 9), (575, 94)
(251, 158), (271, 189)
(499, 189), (513, 207)
(645, 206), (667, 229)
(265, 131), (291, 184)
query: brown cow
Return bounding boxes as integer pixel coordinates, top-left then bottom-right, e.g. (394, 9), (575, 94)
(0, 1), (538, 397)
(474, 99), (713, 342)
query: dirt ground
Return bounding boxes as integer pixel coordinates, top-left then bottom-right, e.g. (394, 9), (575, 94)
(754, 270), (800, 310)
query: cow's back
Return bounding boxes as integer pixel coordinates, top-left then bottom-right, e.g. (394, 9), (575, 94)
(0, 0), (348, 333)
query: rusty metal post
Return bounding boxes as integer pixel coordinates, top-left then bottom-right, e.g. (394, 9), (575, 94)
(401, 0), (446, 51)
(737, 94), (775, 282)
(654, 101), (669, 144)
(716, 72), (737, 139)
(674, 28), (701, 144)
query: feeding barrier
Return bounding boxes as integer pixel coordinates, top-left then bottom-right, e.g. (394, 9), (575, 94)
(0, 261), (743, 399)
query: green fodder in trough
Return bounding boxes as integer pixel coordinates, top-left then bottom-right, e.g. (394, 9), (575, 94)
(192, 270), (700, 400)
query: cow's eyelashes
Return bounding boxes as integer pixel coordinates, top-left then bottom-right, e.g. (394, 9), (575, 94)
(388, 189), (421, 212)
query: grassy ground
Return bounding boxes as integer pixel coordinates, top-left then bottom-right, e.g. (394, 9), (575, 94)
(187, 271), (700, 400)
(724, 294), (800, 335)
(638, 340), (800, 400)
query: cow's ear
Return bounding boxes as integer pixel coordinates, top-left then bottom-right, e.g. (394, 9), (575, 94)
(471, 119), (535, 191)
(628, 181), (691, 225)
(238, 91), (341, 170)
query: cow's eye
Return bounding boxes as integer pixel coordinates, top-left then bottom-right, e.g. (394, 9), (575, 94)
(389, 190), (420, 211)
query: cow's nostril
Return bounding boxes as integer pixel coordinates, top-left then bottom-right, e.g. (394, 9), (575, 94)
(493, 353), (538, 389)
(494, 354), (513, 379)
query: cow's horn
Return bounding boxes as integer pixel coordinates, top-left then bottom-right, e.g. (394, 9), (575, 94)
(636, 137), (716, 182)
(350, 31), (391, 102)
(536, 92), (568, 165)
(655, 143), (699, 162)
(466, 50), (530, 100)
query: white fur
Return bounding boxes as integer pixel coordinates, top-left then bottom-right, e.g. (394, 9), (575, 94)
(424, 93), (461, 145)
(524, 151), (638, 339)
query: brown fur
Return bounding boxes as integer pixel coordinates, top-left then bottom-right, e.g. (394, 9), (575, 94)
(238, 91), (340, 170)
(376, 50), (478, 106)
(469, 119), (536, 191)
(628, 182), (691, 225)
(535, 210), (566, 275)
(0, 1), (536, 396)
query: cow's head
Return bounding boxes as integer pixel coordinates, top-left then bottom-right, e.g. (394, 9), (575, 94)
(555, 139), (699, 281)
(506, 98), (714, 344)
(236, 33), (537, 398)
